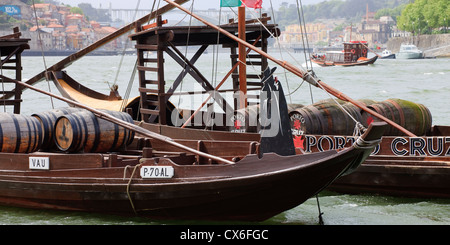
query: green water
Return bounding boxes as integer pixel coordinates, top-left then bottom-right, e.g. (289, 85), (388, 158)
(0, 52), (449, 225)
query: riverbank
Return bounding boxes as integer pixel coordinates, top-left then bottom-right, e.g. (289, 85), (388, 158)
(387, 33), (450, 57)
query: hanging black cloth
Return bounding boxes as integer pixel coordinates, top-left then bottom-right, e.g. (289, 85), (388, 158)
(259, 67), (296, 157)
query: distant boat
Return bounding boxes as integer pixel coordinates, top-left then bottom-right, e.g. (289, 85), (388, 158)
(380, 49), (395, 59)
(311, 41), (378, 67)
(397, 43), (423, 59)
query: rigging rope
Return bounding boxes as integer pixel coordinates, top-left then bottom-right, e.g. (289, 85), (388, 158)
(174, 0), (195, 126)
(296, 0), (314, 71)
(268, 0), (292, 104)
(111, 0), (142, 91)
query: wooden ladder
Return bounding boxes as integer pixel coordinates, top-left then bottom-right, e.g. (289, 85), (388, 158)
(0, 27), (26, 114)
(135, 16), (167, 124)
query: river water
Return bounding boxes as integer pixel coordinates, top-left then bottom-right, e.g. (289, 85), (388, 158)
(0, 50), (449, 225)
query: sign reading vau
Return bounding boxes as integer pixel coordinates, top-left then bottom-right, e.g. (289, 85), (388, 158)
(29, 157), (50, 170)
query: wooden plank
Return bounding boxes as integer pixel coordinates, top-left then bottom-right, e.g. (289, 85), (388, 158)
(0, 152), (104, 171)
(139, 87), (159, 93)
(140, 108), (160, 115)
(137, 65), (158, 72)
(135, 44), (159, 51)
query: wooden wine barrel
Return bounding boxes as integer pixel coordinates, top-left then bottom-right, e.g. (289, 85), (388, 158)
(54, 110), (135, 153)
(361, 98), (432, 136)
(289, 99), (374, 136)
(0, 113), (42, 153)
(229, 105), (260, 133)
(32, 107), (84, 150)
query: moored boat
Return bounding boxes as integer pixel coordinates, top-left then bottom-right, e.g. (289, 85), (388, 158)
(380, 49), (396, 59)
(397, 43), (424, 59)
(310, 41), (378, 67)
(288, 98), (450, 199)
(0, 1), (388, 222)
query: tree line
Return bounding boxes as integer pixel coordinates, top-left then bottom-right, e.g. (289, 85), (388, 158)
(273, 0), (410, 29)
(397, 0), (449, 34)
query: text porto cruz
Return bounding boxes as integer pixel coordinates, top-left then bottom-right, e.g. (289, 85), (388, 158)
(300, 135), (450, 157)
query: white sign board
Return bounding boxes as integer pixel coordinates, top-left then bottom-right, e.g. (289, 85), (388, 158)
(140, 166), (174, 179)
(29, 157), (50, 170)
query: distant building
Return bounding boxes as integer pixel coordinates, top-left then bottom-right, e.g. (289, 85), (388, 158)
(29, 27), (53, 51)
(280, 22), (331, 47)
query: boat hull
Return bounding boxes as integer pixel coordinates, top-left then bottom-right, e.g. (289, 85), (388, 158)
(311, 56), (378, 67)
(297, 126), (450, 198)
(397, 52), (423, 59)
(380, 54), (396, 59)
(0, 150), (363, 221)
(329, 156), (450, 198)
(0, 123), (385, 221)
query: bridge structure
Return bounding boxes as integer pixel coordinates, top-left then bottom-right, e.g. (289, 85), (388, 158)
(109, 8), (237, 25)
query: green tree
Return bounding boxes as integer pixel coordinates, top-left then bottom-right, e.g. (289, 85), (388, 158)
(70, 7), (84, 15)
(397, 0), (448, 34)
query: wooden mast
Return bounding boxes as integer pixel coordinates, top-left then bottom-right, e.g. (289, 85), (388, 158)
(164, 0), (416, 137)
(238, 6), (247, 109)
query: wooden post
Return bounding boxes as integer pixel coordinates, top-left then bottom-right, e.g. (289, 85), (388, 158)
(238, 6), (247, 109)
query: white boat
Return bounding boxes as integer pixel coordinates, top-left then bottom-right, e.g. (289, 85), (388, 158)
(380, 49), (395, 59)
(397, 43), (423, 59)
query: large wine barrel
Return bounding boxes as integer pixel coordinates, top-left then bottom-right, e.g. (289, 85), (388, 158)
(54, 110), (135, 153)
(289, 99), (376, 136)
(0, 113), (42, 153)
(361, 98), (432, 136)
(32, 107), (84, 150)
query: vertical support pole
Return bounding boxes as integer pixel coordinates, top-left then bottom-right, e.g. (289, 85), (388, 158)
(238, 6), (247, 109)
(14, 50), (22, 114)
(157, 15), (167, 125)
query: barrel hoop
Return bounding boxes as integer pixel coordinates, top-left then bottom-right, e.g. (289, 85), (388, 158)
(70, 115), (83, 152)
(75, 114), (90, 152)
(387, 99), (405, 127)
(125, 113), (134, 146)
(11, 114), (21, 153)
(34, 113), (51, 144)
(42, 114), (52, 145)
(33, 117), (43, 151)
(109, 117), (120, 152)
(88, 112), (101, 153)
(24, 116), (32, 153)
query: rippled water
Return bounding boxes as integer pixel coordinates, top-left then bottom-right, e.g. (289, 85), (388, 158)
(1, 50), (449, 225)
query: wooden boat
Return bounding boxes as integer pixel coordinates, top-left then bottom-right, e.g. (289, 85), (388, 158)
(288, 99), (450, 199)
(311, 41), (378, 67)
(0, 1), (389, 221)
